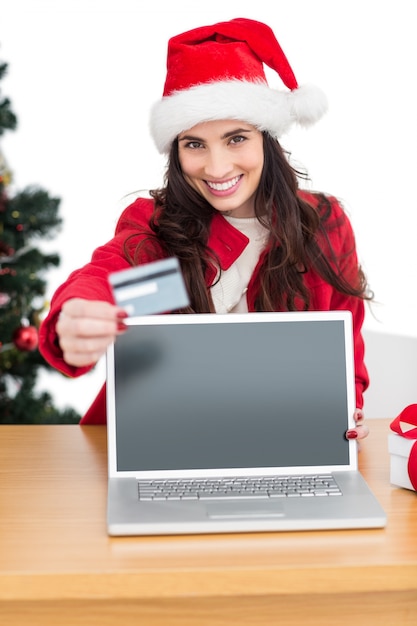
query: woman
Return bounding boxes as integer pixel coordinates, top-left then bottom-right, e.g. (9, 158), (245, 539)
(39, 17), (370, 439)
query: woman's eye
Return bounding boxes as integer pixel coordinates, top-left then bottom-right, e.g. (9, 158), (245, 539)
(230, 135), (246, 145)
(186, 141), (203, 149)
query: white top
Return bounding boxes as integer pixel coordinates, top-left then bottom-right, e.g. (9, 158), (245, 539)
(210, 215), (269, 314)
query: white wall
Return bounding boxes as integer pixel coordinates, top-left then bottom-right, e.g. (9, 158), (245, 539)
(363, 330), (417, 419)
(1, 0), (416, 418)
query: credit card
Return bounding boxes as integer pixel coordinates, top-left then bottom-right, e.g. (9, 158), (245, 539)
(109, 257), (189, 319)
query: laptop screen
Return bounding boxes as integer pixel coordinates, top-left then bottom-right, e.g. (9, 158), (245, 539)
(108, 313), (354, 473)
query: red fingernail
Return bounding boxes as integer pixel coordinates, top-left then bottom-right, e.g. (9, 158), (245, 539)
(346, 430), (358, 439)
(117, 310), (128, 319)
(117, 321), (128, 332)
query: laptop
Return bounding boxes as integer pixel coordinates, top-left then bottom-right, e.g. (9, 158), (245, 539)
(106, 310), (386, 536)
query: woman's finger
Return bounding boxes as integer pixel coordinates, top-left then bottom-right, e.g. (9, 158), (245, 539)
(346, 408), (369, 441)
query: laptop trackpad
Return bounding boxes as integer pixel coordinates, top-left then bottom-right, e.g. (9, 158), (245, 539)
(206, 500), (285, 519)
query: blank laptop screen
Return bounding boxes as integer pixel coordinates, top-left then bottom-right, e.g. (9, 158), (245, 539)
(112, 317), (351, 472)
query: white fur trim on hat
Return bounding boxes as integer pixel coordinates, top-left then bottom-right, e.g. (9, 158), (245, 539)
(149, 80), (328, 154)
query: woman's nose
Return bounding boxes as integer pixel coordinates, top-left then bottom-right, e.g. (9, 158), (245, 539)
(203, 147), (234, 180)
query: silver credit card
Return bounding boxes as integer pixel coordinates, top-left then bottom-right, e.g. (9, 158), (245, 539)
(109, 257), (189, 319)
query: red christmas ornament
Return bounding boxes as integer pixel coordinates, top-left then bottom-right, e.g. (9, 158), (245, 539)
(12, 324), (39, 351)
(0, 292), (11, 306)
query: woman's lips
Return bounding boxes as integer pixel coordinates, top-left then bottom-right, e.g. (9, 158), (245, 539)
(205, 175), (242, 196)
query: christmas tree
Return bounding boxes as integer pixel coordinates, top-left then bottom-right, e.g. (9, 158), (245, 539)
(0, 60), (80, 423)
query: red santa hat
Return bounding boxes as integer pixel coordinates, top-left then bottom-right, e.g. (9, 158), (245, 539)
(150, 17), (328, 154)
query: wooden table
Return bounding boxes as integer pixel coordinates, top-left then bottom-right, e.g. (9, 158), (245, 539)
(0, 419), (416, 625)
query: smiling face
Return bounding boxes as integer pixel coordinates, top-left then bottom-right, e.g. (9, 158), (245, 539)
(177, 120), (264, 218)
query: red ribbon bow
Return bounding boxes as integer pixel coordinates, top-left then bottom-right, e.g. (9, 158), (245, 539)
(390, 404), (417, 490)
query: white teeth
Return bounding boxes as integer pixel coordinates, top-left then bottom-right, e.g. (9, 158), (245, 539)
(207, 176), (240, 191)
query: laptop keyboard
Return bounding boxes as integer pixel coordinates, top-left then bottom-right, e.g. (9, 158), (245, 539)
(138, 475), (342, 501)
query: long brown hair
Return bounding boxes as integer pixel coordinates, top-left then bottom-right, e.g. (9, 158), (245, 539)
(126, 133), (371, 313)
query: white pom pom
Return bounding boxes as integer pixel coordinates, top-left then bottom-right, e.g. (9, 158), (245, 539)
(289, 84), (328, 127)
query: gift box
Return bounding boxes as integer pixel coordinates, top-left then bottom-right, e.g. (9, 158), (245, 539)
(389, 404), (417, 492)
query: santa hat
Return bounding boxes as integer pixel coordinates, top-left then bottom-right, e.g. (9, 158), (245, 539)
(150, 17), (328, 154)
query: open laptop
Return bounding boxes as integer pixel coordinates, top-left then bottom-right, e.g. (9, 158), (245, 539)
(106, 311), (386, 536)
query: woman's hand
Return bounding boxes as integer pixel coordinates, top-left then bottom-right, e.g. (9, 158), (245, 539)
(56, 298), (128, 367)
(346, 408), (369, 442)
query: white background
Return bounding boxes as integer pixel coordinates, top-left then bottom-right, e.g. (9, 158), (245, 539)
(1, 0), (416, 417)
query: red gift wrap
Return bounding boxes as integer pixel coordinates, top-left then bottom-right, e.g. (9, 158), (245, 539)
(390, 404), (417, 491)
